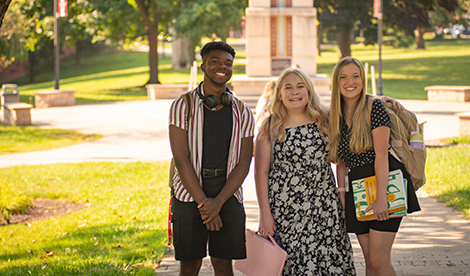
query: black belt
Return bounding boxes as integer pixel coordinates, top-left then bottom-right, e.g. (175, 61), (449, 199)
(202, 168), (227, 178)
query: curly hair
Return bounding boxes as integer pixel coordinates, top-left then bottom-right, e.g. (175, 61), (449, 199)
(200, 41), (236, 62)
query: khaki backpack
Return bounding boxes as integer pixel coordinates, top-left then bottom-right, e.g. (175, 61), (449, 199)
(381, 100), (427, 191)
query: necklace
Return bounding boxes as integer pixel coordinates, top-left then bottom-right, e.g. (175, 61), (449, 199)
(210, 103), (223, 111)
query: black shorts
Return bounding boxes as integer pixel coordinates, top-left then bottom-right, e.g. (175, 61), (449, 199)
(171, 195), (246, 261)
(345, 212), (402, 235)
(344, 155), (411, 235)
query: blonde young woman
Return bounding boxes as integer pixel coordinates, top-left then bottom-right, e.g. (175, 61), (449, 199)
(328, 57), (420, 276)
(255, 67), (356, 275)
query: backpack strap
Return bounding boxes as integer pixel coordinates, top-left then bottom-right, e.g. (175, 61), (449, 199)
(168, 90), (194, 246)
(182, 91), (193, 126)
(167, 195), (174, 245)
(169, 91), (194, 188)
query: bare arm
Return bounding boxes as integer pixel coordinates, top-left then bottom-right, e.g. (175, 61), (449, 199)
(336, 161), (347, 210)
(365, 125), (391, 220)
(254, 134), (276, 237)
(169, 125), (207, 204)
(380, 95), (404, 110)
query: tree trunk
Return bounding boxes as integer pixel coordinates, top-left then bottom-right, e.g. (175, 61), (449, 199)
(415, 28), (425, 49)
(0, 0), (12, 29)
(147, 24), (160, 84)
(28, 51), (36, 83)
(336, 26), (352, 59)
(75, 40), (81, 66)
(134, 0), (161, 84)
(172, 37), (195, 69)
(317, 24), (323, 57)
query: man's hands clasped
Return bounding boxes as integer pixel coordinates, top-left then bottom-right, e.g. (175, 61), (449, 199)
(198, 198), (223, 231)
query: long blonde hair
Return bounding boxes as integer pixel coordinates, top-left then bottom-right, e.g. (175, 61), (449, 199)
(258, 67), (329, 143)
(328, 57), (374, 163)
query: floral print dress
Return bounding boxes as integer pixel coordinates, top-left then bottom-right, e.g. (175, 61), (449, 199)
(268, 123), (356, 275)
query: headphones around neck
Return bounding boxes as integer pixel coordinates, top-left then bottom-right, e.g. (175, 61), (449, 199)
(196, 82), (232, 109)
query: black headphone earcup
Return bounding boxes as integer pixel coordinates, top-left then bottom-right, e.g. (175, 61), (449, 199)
(221, 92), (232, 106)
(204, 95), (218, 108)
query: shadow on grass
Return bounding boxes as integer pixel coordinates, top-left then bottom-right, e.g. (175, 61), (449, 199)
(434, 188), (470, 219)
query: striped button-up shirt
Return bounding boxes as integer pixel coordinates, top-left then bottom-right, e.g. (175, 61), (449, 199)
(169, 87), (255, 203)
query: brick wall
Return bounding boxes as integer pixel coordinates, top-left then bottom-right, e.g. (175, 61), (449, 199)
(286, 16), (292, 56)
(271, 16), (277, 56)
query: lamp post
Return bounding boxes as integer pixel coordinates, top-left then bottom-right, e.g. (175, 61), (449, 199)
(54, 0), (68, 90)
(374, 0), (384, 95)
(54, 0), (59, 90)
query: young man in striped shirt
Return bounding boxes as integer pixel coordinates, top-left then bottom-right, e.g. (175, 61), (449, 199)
(169, 41), (255, 276)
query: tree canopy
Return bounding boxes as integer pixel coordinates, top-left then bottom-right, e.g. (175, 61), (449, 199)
(316, 0), (464, 57)
(1, 0), (247, 84)
(2, 0), (468, 83)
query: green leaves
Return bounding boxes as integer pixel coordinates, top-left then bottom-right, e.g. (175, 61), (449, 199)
(170, 0), (247, 43)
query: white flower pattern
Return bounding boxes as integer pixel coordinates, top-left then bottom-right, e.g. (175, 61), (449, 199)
(268, 123), (356, 275)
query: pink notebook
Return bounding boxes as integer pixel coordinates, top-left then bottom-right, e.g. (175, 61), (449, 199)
(234, 229), (287, 276)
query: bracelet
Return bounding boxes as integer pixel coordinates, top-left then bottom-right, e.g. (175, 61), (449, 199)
(336, 187), (346, 192)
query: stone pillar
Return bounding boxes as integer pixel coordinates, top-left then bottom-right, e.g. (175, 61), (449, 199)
(233, 0), (330, 107)
(245, 0), (317, 77)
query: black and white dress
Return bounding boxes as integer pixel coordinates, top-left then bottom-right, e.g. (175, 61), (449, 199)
(268, 123), (356, 276)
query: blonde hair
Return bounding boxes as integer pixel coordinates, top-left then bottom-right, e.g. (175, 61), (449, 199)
(261, 80), (276, 99)
(258, 67), (329, 143)
(328, 57), (374, 163)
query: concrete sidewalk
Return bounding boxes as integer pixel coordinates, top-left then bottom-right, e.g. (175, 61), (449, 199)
(0, 100), (174, 168)
(1, 99), (470, 275)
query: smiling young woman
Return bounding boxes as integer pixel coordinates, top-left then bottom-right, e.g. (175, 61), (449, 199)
(278, 73), (309, 113)
(328, 57), (421, 276)
(254, 67), (356, 275)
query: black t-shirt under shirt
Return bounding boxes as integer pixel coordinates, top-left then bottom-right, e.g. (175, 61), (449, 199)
(202, 105), (233, 169)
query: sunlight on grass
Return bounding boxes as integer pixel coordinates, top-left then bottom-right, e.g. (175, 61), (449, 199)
(0, 125), (102, 155)
(443, 136), (470, 145)
(0, 162), (169, 275)
(0, 183), (32, 223)
(424, 145), (470, 219)
(317, 41), (470, 99)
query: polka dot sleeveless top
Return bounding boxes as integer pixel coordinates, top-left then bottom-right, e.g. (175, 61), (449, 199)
(337, 99), (391, 169)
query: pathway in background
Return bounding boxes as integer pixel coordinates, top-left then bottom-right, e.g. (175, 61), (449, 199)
(0, 100), (174, 168)
(1, 100), (469, 168)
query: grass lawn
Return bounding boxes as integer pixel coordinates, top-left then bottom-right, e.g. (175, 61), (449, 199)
(0, 162), (169, 276)
(14, 45), (245, 105)
(0, 125), (101, 155)
(316, 40), (470, 99)
(12, 40), (470, 104)
(423, 138), (470, 219)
